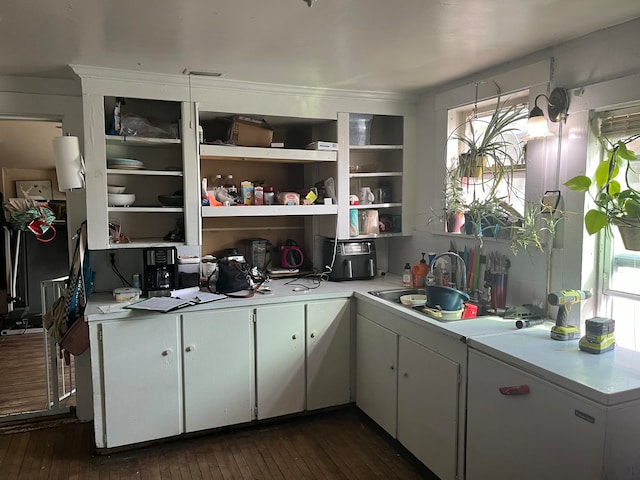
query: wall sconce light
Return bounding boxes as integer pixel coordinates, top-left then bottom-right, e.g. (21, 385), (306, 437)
(527, 87), (570, 138)
(52, 134), (85, 191)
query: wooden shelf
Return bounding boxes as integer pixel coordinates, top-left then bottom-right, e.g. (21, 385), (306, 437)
(200, 144), (336, 163)
(202, 204), (338, 217)
(349, 172), (402, 179)
(106, 135), (181, 146)
(350, 203), (402, 210)
(108, 207), (183, 213)
(106, 239), (184, 249)
(106, 169), (183, 176)
(349, 145), (403, 151)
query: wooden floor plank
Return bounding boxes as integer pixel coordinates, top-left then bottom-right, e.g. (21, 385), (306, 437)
(0, 408), (435, 479)
(0, 331), (76, 417)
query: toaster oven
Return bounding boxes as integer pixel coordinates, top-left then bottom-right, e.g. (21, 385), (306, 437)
(324, 239), (376, 281)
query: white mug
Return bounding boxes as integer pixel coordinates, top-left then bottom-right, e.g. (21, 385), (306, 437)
(359, 186), (375, 205)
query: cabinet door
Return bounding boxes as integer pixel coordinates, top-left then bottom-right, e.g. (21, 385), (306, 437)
(306, 299), (351, 410)
(398, 337), (459, 480)
(355, 314), (398, 436)
(255, 303), (305, 419)
(466, 350), (605, 480)
(100, 315), (181, 448)
(182, 308), (254, 432)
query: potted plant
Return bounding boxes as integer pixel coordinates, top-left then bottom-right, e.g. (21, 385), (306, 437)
(444, 87), (527, 235)
(443, 169), (467, 233)
(508, 200), (564, 255)
(564, 134), (640, 251)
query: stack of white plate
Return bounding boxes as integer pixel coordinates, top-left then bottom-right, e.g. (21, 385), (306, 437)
(107, 157), (145, 170)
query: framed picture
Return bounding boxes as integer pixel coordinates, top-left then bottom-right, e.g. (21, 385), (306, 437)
(15, 180), (53, 201)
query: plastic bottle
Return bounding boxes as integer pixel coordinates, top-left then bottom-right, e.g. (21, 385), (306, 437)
(212, 174), (224, 189)
(402, 263), (412, 287)
(224, 174), (238, 200)
(412, 252), (429, 288)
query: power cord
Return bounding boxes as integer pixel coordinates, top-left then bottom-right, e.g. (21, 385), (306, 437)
(110, 253), (133, 288)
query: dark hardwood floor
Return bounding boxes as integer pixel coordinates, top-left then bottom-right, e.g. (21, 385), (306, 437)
(0, 407), (437, 479)
(0, 328), (75, 417)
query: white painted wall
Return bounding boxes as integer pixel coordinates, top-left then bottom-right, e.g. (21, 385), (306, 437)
(390, 17), (640, 312)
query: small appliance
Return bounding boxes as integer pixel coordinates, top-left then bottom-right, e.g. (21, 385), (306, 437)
(143, 247), (178, 297)
(243, 238), (270, 271)
(280, 240), (304, 269)
(324, 239), (376, 281)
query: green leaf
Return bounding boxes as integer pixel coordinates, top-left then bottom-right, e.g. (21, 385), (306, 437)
(623, 198), (640, 218)
(595, 160), (618, 188)
(584, 209), (609, 235)
(608, 180), (621, 196)
(617, 141), (637, 161)
(564, 176), (591, 192)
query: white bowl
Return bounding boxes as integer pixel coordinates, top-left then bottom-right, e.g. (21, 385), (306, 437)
(107, 185), (126, 194)
(108, 193), (136, 207)
(400, 294), (427, 306)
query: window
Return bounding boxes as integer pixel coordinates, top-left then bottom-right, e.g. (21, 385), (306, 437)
(444, 92), (529, 235)
(597, 109), (640, 350)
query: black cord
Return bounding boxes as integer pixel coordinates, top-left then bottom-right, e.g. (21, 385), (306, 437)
(109, 253), (132, 287)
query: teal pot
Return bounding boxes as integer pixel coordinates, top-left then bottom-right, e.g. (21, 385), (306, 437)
(425, 285), (470, 311)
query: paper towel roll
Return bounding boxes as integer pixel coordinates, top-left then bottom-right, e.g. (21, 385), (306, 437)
(52, 135), (84, 191)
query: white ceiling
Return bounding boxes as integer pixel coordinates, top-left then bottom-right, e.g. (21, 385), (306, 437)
(2, 0), (640, 93)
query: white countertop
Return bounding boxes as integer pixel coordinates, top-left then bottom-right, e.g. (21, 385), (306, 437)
(468, 323), (640, 406)
(86, 275), (640, 406)
(85, 275), (400, 321)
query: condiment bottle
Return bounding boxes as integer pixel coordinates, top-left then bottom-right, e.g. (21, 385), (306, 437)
(264, 186), (275, 205)
(402, 262), (412, 287)
(412, 252), (429, 288)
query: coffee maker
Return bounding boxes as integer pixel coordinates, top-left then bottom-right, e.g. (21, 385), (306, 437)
(143, 247), (178, 297)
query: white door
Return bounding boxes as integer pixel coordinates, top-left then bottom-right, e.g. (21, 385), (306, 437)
(100, 314), (181, 448)
(306, 299), (351, 410)
(398, 337), (459, 480)
(255, 303), (305, 419)
(355, 314), (398, 436)
(182, 308), (254, 432)
(466, 350), (605, 480)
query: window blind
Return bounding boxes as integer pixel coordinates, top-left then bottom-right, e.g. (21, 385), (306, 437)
(600, 108), (640, 137)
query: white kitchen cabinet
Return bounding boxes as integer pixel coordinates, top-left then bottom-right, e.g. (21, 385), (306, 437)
(466, 349), (606, 480)
(99, 314), (182, 448)
(255, 302), (306, 419)
(397, 336), (459, 480)
(306, 298), (351, 410)
(333, 112), (415, 240)
(182, 308), (254, 432)
(74, 69), (200, 250)
(355, 300), (465, 480)
(355, 313), (398, 436)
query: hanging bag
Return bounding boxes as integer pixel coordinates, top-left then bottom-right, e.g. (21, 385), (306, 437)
(43, 222), (92, 356)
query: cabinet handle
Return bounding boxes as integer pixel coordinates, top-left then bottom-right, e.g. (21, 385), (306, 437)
(498, 384), (530, 396)
(161, 348), (173, 357)
(310, 332), (316, 338)
(292, 333), (298, 340)
(390, 365), (395, 371)
(185, 345), (196, 353)
(402, 372), (408, 378)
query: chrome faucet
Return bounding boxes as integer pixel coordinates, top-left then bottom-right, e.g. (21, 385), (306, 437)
(428, 252), (467, 291)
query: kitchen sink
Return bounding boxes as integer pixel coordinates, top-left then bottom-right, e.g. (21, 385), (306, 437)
(368, 288), (425, 304)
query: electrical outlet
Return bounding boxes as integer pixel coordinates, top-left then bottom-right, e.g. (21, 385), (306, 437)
(109, 251), (118, 267)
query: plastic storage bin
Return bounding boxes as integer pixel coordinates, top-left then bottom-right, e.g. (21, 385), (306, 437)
(350, 114), (373, 145)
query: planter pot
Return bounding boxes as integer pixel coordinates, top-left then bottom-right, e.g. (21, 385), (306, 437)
(613, 217), (640, 251)
(458, 153), (487, 178)
(446, 210), (465, 234)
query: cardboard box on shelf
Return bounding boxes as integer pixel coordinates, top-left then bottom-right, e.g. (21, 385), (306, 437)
(229, 117), (273, 147)
(201, 116), (274, 147)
